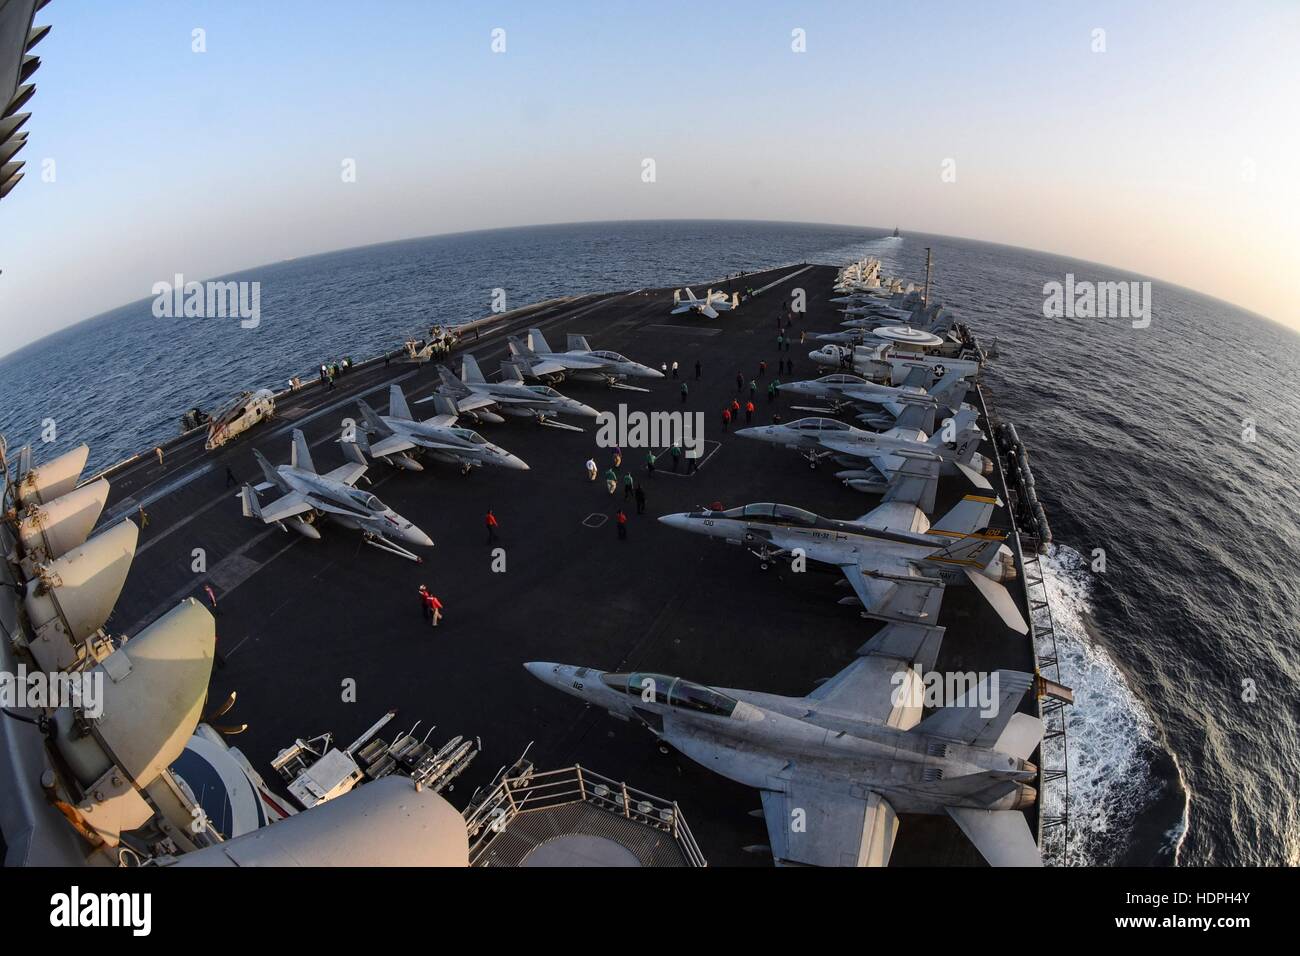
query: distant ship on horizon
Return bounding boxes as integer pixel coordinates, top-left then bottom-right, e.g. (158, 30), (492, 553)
(892, 226), (901, 238)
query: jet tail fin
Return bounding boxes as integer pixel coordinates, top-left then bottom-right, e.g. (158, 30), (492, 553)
(893, 401), (936, 435)
(425, 394), (460, 421)
(290, 429), (315, 473)
(928, 368), (969, 412)
(388, 384), (414, 421)
(931, 495), (1001, 535)
(437, 365), (469, 396)
(566, 333), (592, 353)
(993, 712), (1044, 761)
(339, 427), (369, 467)
(951, 429), (984, 466)
(964, 568), (1030, 634)
(499, 361), (525, 383)
(252, 448), (283, 490)
(357, 399), (393, 437)
(239, 484), (263, 520)
(527, 328), (553, 355)
(930, 530), (1006, 567)
(952, 458), (993, 490)
(913, 669), (1035, 749)
(508, 334), (540, 360)
(946, 808), (1042, 867)
(461, 354), (486, 383)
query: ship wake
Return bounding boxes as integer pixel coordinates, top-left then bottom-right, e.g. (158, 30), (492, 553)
(1037, 544), (1167, 866)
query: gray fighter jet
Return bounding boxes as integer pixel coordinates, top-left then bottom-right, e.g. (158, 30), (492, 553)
(810, 342), (980, 386)
(507, 329), (664, 388)
(354, 384), (529, 475)
(425, 354), (599, 431)
(524, 654), (1043, 867)
(736, 407), (993, 499)
(671, 287), (740, 318)
(240, 428), (433, 561)
(778, 367), (971, 428)
(657, 488), (1029, 633)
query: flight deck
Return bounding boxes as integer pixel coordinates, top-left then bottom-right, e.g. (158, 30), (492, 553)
(92, 263), (1038, 867)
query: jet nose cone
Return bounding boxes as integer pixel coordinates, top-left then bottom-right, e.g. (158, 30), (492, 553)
(577, 403), (599, 419)
(506, 454), (530, 470)
(734, 426), (761, 438)
(646, 367), (665, 379)
(523, 661), (557, 681)
(524, 661), (581, 694)
(411, 527), (434, 547)
(657, 512), (692, 531)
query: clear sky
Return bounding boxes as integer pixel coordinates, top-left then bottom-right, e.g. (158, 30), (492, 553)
(1, 0), (1297, 350)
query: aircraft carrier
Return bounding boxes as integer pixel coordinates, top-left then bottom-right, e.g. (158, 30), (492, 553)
(0, 2), (1069, 868)
(4, 256), (1067, 867)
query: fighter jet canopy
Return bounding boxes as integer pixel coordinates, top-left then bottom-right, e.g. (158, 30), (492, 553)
(717, 503), (819, 526)
(817, 374), (869, 384)
(600, 673), (739, 717)
(787, 417), (852, 431)
(347, 489), (384, 511)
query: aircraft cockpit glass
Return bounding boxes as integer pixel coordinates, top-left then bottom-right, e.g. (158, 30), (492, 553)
(669, 680), (739, 717)
(773, 504), (817, 525)
(791, 418), (849, 431)
(717, 503), (773, 519)
(528, 386), (561, 397)
(603, 672), (674, 704)
(451, 428), (488, 444)
(591, 350), (629, 362)
(349, 490), (382, 511)
(599, 673), (737, 716)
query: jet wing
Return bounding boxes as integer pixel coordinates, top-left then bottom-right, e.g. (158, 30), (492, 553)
(257, 491), (313, 523)
(900, 365), (931, 389)
(804, 616), (945, 730)
(445, 393), (497, 412)
(760, 784), (898, 867)
(322, 461), (367, 487)
(367, 434), (417, 459)
(838, 561), (944, 626)
(855, 456), (939, 527)
(527, 358), (568, 376)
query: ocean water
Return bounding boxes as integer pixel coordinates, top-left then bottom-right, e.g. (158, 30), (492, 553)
(1, 220), (1296, 866)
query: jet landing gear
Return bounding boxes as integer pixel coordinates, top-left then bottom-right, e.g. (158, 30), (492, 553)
(747, 544), (788, 571)
(801, 450), (832, 470)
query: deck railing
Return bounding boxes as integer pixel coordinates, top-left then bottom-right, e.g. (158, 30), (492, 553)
(465, 763), (707, 867)
(974, 379), (1072, 866)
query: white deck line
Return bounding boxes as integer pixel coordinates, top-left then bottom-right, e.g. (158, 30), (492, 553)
(750, 264), (814, 296)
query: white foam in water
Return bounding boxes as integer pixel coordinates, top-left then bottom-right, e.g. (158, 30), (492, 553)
(1036, 544), (1163, 865)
